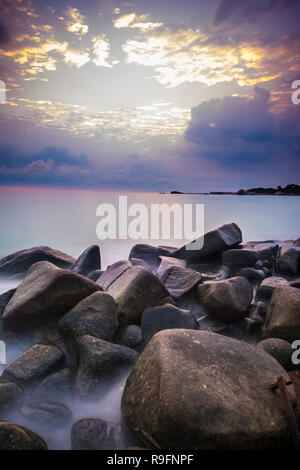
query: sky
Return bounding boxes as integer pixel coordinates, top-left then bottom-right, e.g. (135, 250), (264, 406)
(0, 0), (299, 192)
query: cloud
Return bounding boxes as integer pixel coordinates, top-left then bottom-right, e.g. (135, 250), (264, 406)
(213, 0), (300, 25)
(113, 13), (163, 31)
(92, 35), (116, 68)
(65, 7), (88, 35)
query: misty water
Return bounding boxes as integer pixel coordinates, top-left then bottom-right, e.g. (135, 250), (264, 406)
(0, 188), (300, 449)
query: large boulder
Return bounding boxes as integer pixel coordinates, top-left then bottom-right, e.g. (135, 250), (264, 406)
(141, 304), (197, 348)
(0, 421), (48, 450)
(197, 276), (253, 322)
(2, 261), (101, 329)
(71, 245), (101, 277)
(255, 277), (289, 302)
(0, 379), (22, 412)
(256, 338), (295, 371)
(3, 343), (64, 385)
(157, 256), (186, 279)
(76, 335), (138, 397)
(106, 266), (168, 324)
(115, 325), (142, 348)
(58, 292), (118, 344)
(71, 419), (122, 450)
(97, 260), (131, 290)
(122, 329), (290, 450)
(33, 368), (74, 401)
(171, 223), (242, 262)
(223, 249), (259, 272)
(263, 286), (300, 342)
(160, 266), (202, 298)
(0, 246), (75, 278)
(0, 288), (16, 317)
(276, 248), (299, 277)
(129, 244), (172, 271)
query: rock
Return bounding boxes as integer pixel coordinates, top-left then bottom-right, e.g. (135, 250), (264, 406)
(33, 368), (73, 400)
(106, 266), (168, 325)
(197, 276), (253, 322)
(248, 301), (267, 322)
(2, 261), (101, 329)
(0, 421), (48, 450)
(115, 325), (142, 348)
(157, 256), (186, 279)
(71, 245), (101, 277)
(0, 246), (75, 278)
(263, 286), (300, 342)
(160, 266), (202, 298)
(0, 378), (22, 412)
(76, 335), (138, 397)
(58, 292), (118, 344)
(141, 304), (197, 348)
(130, 258), (152, 272)
(293, 238), (300, 247)
(276, 248), (298, 276)
(122, 329), (290, 450)
(223, 249), (259, 272)
(71, 419), (122, 450)
(236, 267), (265, 282)
(129, 244), (171, 271)
(290, 278), (300, 288)
(0, 289), (16, 317)
(21, 402), (72, 428)
(3, 343), (64, 385)
(88, 269), (103, 282)
(255, 277), (289, 302)
(171, 223), (242, 262)
(97, 260), (131, 290)
(256, 338), (295, 371)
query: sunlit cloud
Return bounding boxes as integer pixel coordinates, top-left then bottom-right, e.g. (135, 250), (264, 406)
(92, 35), (117, 68)
(63, 48), (90, 68)
(65, 6), (89, 35)
(113, 13), (163, 31)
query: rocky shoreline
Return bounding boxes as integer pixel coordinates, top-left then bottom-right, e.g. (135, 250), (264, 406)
(0, 222), (300, 450)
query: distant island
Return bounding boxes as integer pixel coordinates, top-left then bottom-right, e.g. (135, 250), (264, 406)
(170, 184), (300, 196)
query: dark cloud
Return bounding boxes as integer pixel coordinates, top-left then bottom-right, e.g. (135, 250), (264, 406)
(0, 23), (11, 45)
(213, 0), (300, 25)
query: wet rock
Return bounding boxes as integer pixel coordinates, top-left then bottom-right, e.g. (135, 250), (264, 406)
(71, 245), (101, 277)
(256, 338), (295, 371)
(157, 256), (186, 279)
(3, 343), (64, 385)
(160, 266), (202, 298)
(236, 267), (266, 282)
(76, 335), (138, 397)
(197, 276), (253, 322)
(276, 248), (298, 276)
(97, 260), (132, 290)
(122, 329), (290, 450)
(141, 304), (197, 348)
(171, 223), (242, 262)
(0, 421), (48, 450)
(106, 266), (168, 324)
(0, 246), (75, 278)
(129, 244), (171, 271)
(263, 286), (300, 342)
(255, 276), (289, 302)
(71, 419), (122, 450)
(0, 379), (22, 413)
(115, 325), (142, 348)
(223, 249), (259, 272)
(58, 291), (118, 343)
(21, 402), (72, 428)
(2, 261), (101, 329)
(34, 368), (74, 401)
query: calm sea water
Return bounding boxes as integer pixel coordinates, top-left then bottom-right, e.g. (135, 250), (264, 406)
(0, 188), (299, 276)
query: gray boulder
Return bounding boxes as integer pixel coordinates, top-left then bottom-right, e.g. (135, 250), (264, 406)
(157, 256), (186, 279)
(97, 260), (131, 290)
(0, 289), (16, 317)
(21, 402), (72, 428)
(223, 249), (259, 272)
(2, 261), (101, 329)
(160, 266), (202, 298)
(236, 267), (265, 282)
(276, 248), (299, 276)
(0, 246), (75, 278)
(71, 245), (101, 277)
(141, 304), (197, 348)
(197, 276), (253, 322)
(88, 269), (103, 282)
(122, 329), (290, 450)
(33, 368), (73, 401)
(256, 338), (295, 371)
(0, 379), (22, 412)
(106, 266), (168, 324)
(263, 286), (300, 342)
(71, 419), (122, 450)
(115, 325), (142, 348)
(255, 277), (289, 302)
(76, 335), (138, 397)
(171, 223), (242, 262)
(58, 291), (118, 343)
(0, 421), (48, 450)
(129, 244), (172, 271)
(3, 343), (64, 385)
